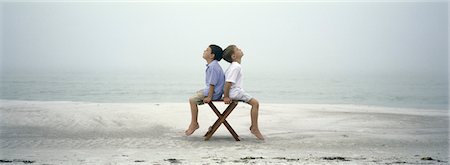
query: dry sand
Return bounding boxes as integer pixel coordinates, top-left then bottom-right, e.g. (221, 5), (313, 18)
(0, 100), (448, 164)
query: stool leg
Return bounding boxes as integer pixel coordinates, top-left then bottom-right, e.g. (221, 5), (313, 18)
(204, 102), (228, 137)
(206, 102), (240, 141)
(204, 102), (237, 138)
(204, 102), (238, 141)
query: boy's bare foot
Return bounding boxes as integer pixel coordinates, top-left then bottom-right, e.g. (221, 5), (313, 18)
(185, 123), (199, 136)
(250, 126), (265, 140)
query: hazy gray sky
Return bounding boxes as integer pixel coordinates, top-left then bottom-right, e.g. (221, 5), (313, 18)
(1, 1), (448, 77)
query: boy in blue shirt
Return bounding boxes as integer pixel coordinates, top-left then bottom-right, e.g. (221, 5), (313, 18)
(185, 44), (225, 136)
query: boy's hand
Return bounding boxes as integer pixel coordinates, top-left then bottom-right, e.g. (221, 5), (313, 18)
(223, 97), (232, 104)
(203, 97), (212, 103)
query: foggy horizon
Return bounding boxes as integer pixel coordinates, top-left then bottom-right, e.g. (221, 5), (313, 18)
(1, 1), (448, 78)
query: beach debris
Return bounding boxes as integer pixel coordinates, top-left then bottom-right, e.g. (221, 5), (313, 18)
(240, 156), (264, 160)
(0, 160), (12, 163)
(164, 158), (181, 164)
(391, 161), (407, 164)
(234, 157), (264, 163)
(421, 157), (434, 161)
(322, 156), (350, 161)
(273, 157), (300, 161)
(417, 156), (446, 162)
(134, 160), (145, 162)
(0, 159), (35, 164)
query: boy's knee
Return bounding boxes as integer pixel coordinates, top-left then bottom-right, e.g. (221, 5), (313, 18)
(250, 98), (259, 107)
(189, 97), (196, 103)
(189, 97), (203, 105)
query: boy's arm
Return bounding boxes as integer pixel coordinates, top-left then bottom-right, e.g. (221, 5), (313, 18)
(223, 82), (232, 104)
(203, 84), (215, 103)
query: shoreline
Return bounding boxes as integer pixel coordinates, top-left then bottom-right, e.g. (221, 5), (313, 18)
(1, 99), (447, 111)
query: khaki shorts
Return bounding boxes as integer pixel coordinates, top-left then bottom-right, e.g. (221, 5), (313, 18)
(189, 89), (206, 105)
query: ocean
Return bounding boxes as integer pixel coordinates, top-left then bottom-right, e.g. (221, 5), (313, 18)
(1, 69), (448, 110)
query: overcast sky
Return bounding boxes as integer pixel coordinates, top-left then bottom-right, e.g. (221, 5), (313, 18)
(1, 1), (448, 77)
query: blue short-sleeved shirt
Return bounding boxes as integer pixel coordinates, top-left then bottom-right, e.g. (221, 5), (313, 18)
(204, 60), (225, 100)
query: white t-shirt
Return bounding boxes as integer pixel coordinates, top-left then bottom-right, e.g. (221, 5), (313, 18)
(225, 62), (244, 98)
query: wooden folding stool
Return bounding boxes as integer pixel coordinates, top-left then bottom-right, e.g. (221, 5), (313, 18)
(204, 101), (240, 141)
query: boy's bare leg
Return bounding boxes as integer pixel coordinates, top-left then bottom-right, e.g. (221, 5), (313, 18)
(248, 98), (264, 140)
(185, 98), (200, 136)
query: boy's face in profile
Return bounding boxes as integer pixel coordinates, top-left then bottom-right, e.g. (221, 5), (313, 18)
(202, 47), (213, 60)
(232, 46), (244, 60)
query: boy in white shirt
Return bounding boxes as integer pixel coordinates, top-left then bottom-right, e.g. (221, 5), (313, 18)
(222, 45), (264, 140)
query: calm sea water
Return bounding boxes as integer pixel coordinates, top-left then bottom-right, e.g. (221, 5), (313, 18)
(1, 70), (448, 110)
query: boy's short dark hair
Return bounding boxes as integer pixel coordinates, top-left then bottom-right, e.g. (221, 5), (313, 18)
(209, 44), (223, 61)
(222, 45), (236, 63)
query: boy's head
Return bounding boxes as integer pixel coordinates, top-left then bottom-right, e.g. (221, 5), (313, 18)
(222, 45), (244, 63)
(203, 44), (223, 61)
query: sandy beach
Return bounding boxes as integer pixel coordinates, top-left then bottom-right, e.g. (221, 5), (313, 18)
(0, 100), (448, 164)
